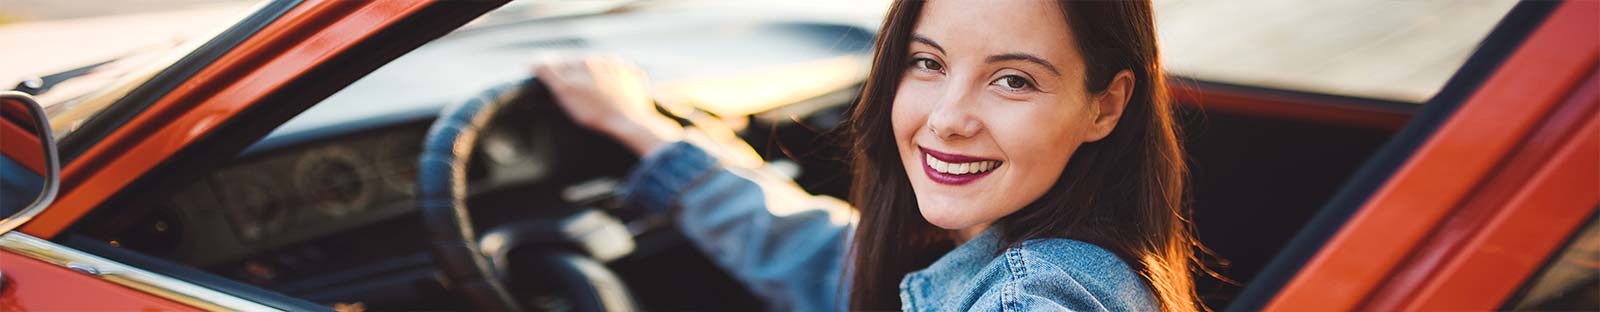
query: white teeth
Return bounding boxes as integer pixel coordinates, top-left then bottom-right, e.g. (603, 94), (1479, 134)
(925, 153), (1000, 175)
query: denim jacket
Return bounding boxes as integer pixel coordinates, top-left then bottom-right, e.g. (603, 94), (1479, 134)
(620, 131), (1158, 311)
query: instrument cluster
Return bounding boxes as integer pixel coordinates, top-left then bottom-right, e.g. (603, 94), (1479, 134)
(196, 126), (425, 244)
(164, 118), (555, 266)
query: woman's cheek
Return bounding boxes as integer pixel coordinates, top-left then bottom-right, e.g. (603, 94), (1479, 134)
(1019, 95), (1089, 147)
(997, 97), (1084, 190)
(891, 80), (937, 140)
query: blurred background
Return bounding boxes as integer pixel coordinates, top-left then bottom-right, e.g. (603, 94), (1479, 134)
(1, 0), (1516, 105)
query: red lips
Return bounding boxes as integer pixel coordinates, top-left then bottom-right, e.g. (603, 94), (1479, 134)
(919, 146), (1001, 186)
(922, 147), (999, 163)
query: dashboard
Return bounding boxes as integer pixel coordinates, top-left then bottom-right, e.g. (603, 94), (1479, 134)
(193, 125), (425, 246)
(121, 0), (877, 265)
(161, 113), (571, 267)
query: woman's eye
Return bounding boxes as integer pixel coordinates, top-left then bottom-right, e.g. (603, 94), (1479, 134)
(994, 75), (1034, 90)
(911, 58), (943, 71)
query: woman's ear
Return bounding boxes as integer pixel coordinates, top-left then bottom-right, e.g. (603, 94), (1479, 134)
(1084, 70), (1135, 142)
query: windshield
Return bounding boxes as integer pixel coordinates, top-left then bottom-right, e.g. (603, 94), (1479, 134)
(0, 0), (637, 140)
(0, 0), (264, 139)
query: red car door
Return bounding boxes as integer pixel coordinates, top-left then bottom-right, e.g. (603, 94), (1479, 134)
(1247, 1), (1598, 311)
(0, 1), (504, 310)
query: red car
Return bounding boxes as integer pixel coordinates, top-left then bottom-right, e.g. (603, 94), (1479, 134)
(0, 0), (1594, 311)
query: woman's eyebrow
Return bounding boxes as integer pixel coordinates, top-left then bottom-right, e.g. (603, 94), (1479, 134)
(911, 35), (945, 54)
(987, 53), (1061, 76)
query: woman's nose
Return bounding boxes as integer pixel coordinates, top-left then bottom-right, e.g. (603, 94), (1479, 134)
(926, 86), (983, 139)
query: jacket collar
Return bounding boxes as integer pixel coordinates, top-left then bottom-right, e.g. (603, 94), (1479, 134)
(924, 226), (1005, 276)
(898, 226), (1006, 310)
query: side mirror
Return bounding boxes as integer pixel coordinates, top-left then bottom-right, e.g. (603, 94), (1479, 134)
(0, 91), (61, 235)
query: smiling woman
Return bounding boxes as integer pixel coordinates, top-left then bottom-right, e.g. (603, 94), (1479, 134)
(535, 0), (1204, 310)
(855, 0), (1200, 310)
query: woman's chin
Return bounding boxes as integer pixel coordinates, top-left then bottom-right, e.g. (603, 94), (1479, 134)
(916, 201), (986, 230)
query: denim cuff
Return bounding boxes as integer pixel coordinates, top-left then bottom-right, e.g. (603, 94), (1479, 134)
(620, 140), (721, 214)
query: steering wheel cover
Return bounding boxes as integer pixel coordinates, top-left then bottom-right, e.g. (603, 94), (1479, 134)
(418, 78), (542, 311)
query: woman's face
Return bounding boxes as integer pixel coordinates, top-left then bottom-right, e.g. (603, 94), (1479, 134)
(893, 0), (1130, 236)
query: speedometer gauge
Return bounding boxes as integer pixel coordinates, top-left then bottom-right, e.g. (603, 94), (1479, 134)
(295, 146), (377, 218)
(216, 175), (291, 242)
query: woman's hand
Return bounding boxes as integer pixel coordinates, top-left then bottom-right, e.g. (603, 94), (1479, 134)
(533, 56), (684, 155)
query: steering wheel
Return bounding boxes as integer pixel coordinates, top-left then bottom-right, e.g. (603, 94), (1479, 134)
(417, 78), (639, 311)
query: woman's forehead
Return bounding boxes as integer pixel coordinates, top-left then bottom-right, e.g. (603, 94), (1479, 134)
(913, 0), (1082, 66)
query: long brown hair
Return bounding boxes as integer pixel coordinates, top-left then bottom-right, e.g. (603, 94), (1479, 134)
(844, 1), (1205, 311)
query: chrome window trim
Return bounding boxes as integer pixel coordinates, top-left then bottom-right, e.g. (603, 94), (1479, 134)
(0, 92), (60, 235)
(0, 231), (281, 312)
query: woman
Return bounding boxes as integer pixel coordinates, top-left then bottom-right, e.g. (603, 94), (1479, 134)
(534, 0), (1203, 310)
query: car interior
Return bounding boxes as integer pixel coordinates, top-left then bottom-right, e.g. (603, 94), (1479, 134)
(46, 1), (1552, 311)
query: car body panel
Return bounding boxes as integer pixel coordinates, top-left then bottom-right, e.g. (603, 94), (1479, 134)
(0, 231), (287, 311)
(1384, 85), (1598, 310)
(0, 249), (197, 311)
(1264, 1), (1599, 310)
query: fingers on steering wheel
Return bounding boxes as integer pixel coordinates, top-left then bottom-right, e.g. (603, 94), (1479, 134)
(533, 56), (580, 85)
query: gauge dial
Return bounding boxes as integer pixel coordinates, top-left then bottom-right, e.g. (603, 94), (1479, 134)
(295, 146), (376, 218)
(216, 175), (291, 242)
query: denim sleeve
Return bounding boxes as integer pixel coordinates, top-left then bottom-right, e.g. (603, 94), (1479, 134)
(620, 132), (857, 312)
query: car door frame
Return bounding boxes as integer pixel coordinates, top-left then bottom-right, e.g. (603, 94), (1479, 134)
(20, 0), (503, 238)
(1228, 1), (1598, 311)
(0, 0), (506, 310)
